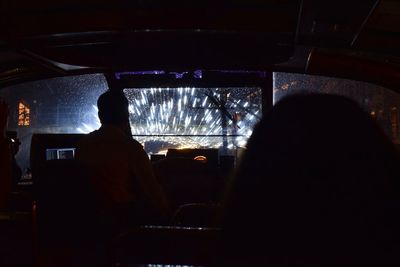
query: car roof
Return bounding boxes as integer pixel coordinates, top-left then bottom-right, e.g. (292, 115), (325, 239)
(0, 0), (400, 89)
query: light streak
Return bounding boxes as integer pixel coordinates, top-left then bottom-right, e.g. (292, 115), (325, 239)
(202, 97), (208, 107)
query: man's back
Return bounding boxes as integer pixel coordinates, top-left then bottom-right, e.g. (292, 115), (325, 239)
(76, 125), (138, 205)
(76, 125), (168, 215)
(75, 90), (169, 227)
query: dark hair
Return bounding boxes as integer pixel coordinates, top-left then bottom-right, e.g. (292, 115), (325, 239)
(220, 93), (400, 265)
(97, 90), (129, 125)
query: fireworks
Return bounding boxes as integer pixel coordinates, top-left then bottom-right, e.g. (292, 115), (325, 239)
(78, 87), (262, 154)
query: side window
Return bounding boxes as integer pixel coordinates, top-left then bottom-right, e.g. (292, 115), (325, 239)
(273, 72), (400, 144)
(0, 74), (108, 171)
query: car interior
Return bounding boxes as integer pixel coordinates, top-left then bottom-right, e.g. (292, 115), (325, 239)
(1, 0), (400, 266)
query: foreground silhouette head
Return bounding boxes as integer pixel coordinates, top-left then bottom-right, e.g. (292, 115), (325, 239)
(221, 93), (400, 265)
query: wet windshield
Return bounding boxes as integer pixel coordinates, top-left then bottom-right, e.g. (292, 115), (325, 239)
(0, 74), (262, 171)
(1, 72), (399, 174)
(124, 87), (262, 154)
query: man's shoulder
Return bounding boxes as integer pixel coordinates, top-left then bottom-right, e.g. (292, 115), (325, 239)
(125, 138), (144, 152)
(76, 127), (144, 152)
(78, 126), (122, 145)
(77, 130), (100, 146)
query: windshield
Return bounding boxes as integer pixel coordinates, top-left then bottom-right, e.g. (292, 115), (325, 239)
(0, 74), (262, 172)
(124, 87), (262, 155)
(1, 72), (399, 174)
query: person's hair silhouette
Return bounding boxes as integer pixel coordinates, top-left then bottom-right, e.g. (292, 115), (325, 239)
(97, 90), (130, 126)
(220, 93), (400, 266)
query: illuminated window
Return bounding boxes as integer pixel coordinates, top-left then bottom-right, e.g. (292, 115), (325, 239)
(18, 101), (30, 126)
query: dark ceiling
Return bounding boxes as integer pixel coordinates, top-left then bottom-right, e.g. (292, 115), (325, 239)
(0, 0), (399, 88)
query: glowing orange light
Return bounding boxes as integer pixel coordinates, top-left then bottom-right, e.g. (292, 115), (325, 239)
(18, 101), (30, 126)
(194, 155), (207, 163)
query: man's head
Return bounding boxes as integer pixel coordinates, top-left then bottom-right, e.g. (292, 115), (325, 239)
(97, 90), (130, 126)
